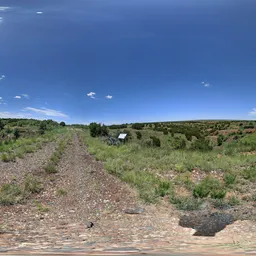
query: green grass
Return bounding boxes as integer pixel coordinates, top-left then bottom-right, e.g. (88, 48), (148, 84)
(81, 129), (255, 207)
(0, 183), (23, 205)
(0, 127), (69, 162)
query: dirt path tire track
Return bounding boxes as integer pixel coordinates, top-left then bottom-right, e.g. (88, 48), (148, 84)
(1, 130), (256, 254)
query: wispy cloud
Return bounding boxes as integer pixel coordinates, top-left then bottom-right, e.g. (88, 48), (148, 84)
(0, 111), (29, 118)
(0, 75), (5, 81)
(201, 81), (210, 87)
(0, 7), (10, 11)
(14, 94), (30, 99)
(24, 107), (68, 118)
(249, 108), (256, 116)
(21, 94), (29, 99)
(106, 95), (113, 99)
(87, 92), (96, 99)
(36, 11), (43, 14)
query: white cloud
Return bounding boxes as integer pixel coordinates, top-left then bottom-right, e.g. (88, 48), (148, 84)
(204, 83), (210, 87)
(0, 97), (2, 100)
(201, 82), (205, 84)
(36, 11), (43, 14)
(14, 96), (21, 99)
(0, 7), (10, 11)
(24, 107), (68, 118)
(0, 75), (5, 81)
(87, 92), (96, 99)
(106, 95), (113, 99)
(249, 108), (256, 116)
(21, 94), (29, 99)
(0, 111), (29, 118)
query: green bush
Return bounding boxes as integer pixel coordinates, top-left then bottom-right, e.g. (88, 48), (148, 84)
(193, 176), (226, 199)
(24, 175), (43, 194)
(60, 121), (66, 126)
(190, 138), (213, 152)
(170, 194), (202, 211)
(172, 137), (186, 150)
(0, 183), (22, 205)
(217, 134), (224, 146)
(224, 173), (236, 186)
(243, 166), (256, 182)
(44, 163), (57, 174)
(155, 181), (171, 197)
(131, 123), (144, 130)
(136, 131), (142, 140)
(150, 136), (161, 147)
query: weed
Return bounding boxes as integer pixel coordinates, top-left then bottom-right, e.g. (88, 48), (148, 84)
(228, 196), (240, 206)
(243, 166), (256, 182)
(44, 163), (57, 174)
(56, 188), (67, 196)
(224, 173), (236, 186)
(170, 193), (202, 210)
(34, 201), (49, 212)
(24, 175), (43, 194)
(155, 181), (172, 197)
(193, 176), (226, 199)
(0, 183), (23, 205)
(1, 153), (15, 162)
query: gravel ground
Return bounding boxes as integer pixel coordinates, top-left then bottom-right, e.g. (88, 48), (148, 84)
(0, 131), (255, 254)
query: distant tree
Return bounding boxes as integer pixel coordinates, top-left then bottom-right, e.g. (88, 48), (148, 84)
(136, 131), (142, 140)
(13, 128), (20, 139)
(89, 123), (108, 137)
(0, 120), (4, 130)
(172, 137), (186, 150)
(60, 121), (66, 127)
(190, 138), (213, 152)
(217, 134), (224, 146)
(39, 121), (47, 135)
(150, 136), (161, 147)
(163, 129), (168, 135)
(131, 123), (144, 130)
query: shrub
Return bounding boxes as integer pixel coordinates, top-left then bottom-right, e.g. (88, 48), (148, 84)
(1, 153), (15, 162)
(131, 123), (144, 130)
(44, 163), (57, 174)
(155, 181), (171, 197)
(56, 188), (67, 196)
(243, 166), (256, 182)
(163, 129), (168, 135)
(60, 121), (66, 126)
(172, 137), (186, 150)
(190, 138), (213, 152)
(150, 136), (161, 147)
(13, 128), (20, 139)
(224, 173), (236, 186)
(24, 175), (43, 194)
(144, 138), (152, 147)
(136, 131), (142, 140)
(228, 196), (240, 206)
(0, 183), (22, 205)
(170, 194), (202, 211)
(193, 176), (226, 199)
(217, 134), (224, 146)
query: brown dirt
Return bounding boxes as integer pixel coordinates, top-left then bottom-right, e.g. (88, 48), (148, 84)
(0, 131), (256, 254)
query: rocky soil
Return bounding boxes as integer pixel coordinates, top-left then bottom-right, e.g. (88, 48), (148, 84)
(0, 130), (256, 254)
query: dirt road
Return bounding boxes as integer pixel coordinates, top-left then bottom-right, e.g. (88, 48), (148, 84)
(1, 131), (256, 255)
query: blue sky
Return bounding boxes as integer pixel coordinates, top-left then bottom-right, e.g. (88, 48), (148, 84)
(0, 0), (255, 124)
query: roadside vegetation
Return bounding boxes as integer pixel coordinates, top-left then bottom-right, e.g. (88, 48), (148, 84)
(82, 120), (256, 212)
(0, 119), (68, 162)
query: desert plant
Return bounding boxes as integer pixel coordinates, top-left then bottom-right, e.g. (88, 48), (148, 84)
(193, 176), (226, 199)
(136, 131), (142, 140)
(0, 183), (23, 205)
(224, 173), (236, 186)
(150, 136), (161, 147)
(155, 181), (171, 197)
(190, 138), (213, 151)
